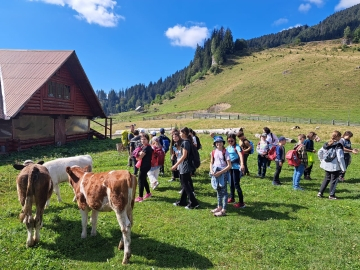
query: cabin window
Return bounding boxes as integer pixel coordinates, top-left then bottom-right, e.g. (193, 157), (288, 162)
(48, 82), (71, 100)
(64, 85), (71, 99)
(48, 81), (56, 97)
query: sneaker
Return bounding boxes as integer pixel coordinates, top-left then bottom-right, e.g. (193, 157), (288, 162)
(173, 201), (186, 206)
(317, 192), (323, 198)
(210, 207), (221, 213)
(214, 210), (226, 217)
(185, 204), (199, 210)
(227, 198), (235, 203)
(329, 196), (338, 200)
(272, 181), (282, 186)
(153, 182), (159, 190)
(178, 189), (183, 194)
(233, 202), (246, 208)
(144, 193), (152, 199)
(135, 197), (143, 202)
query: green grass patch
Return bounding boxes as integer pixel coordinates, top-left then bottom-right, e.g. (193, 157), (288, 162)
(1, 132), (360, 269)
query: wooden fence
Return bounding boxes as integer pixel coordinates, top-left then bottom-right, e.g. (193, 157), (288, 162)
(143, 112), (360, 127)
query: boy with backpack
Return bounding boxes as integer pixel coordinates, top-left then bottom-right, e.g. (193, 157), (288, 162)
(159, 128), (170, 175)
(272, 136), (286, 186)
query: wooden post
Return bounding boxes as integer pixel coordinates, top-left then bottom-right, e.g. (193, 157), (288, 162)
(105, 118), (108, 138)
(110, 118), (112, 139)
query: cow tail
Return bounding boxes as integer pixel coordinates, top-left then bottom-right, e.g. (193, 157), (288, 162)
(19, 167), (39, 224)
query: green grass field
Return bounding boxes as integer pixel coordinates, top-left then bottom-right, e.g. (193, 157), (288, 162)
(121, 40), (360, 123)
(1, 126), (360, 269)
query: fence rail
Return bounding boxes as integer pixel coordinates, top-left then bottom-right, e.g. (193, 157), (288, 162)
(142, 112), (360, 127)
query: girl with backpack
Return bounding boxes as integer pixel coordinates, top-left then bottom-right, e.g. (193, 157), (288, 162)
(210, 136), (232, 216)
(237, 131), (253, 176)
(147, 136), (164, 190)
(317, 131), (346, 199)
(135, 134), (153, 202)
(303, 132), (317, 180)
(171, 127), (199, 209)
(292, 134), (308, 191)
(226, 134), (246, 208)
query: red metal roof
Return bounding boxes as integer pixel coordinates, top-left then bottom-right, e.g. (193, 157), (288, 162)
(0, 50), (106, 119)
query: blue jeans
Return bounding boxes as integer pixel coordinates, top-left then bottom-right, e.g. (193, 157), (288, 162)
(217, 185), (228, 210)
(293, 164), (305, 189)
(257, 155), (267, 177)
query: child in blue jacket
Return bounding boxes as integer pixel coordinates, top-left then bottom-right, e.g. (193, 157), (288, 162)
(272, 136), (287, 185)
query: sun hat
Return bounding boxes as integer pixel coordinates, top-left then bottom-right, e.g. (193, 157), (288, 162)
(213, 136), (225, 146)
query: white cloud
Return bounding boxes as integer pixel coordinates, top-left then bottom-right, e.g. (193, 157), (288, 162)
(306, 0), (325, 7)
(282, 24), (303, 31)
(30, 0), (124, 27)
(299, 3), (312, 12)
(335, 0), (360, 11)
(272, 18), (288, 26)
(165, 25), (209, 49)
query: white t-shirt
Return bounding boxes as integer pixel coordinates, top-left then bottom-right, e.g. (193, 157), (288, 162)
(212, 149), (230, 168)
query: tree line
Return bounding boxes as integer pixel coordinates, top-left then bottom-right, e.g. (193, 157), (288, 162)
(96, 3), (360, 116)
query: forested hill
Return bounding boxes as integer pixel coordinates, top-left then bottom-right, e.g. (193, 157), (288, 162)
(247, 3), (360, 49)
(96, 3), (360, 116)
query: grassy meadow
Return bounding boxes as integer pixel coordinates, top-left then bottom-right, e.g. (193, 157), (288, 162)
(1, 119), (360, 269)
(123, 40), (360, 123)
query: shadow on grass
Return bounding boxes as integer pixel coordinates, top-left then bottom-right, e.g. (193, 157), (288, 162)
(230, 201), (307, 221)
(43, 219), (213, 268)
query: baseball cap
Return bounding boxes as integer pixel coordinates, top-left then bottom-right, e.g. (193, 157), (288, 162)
(150, 131), (156, 136)
(278, 136), (286, 141)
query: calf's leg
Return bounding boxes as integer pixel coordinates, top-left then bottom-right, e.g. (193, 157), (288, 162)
(115, 210), (132, 265)
(80, 208), (90, 238)
(90, 210), (99, 236)
(25, 217), (35, 247)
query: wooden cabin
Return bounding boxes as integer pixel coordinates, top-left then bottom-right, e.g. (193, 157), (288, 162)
(0, 50), (110, 152)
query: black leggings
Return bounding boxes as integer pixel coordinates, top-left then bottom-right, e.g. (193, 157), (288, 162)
(138, 165), (151, 197)
(229, 169), (244, 203)
(178, 172), (198, 207)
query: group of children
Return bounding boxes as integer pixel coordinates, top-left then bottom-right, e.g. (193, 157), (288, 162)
(126, 125), (358, 215)
(256, 128), (358, 199)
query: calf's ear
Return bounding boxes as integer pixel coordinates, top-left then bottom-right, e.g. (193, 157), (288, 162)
(37, 161), (44, 165)
(13, 164), (25, 170)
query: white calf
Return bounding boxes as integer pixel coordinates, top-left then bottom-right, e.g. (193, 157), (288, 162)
(43, 155), (93, 206)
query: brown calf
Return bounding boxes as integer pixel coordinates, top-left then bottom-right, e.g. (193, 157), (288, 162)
(13, 161), (53, 247)
(66, 166), (137, 265)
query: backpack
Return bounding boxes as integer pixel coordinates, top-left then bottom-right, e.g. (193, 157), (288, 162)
(195, 135), (202, 150)
(267, 146), (277, 161)
(132, 146), (143, 158)
(160, 135), (170, 153)
(189, 143), (201, 169)
(320, 143), (340, 162)
(121, 130), (129, 147)
(151, 147), (165, 167)
(248, 140), (255, 154)
(285, 145), (302, 166)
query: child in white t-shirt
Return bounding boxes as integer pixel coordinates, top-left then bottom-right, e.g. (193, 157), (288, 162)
(209, 136), (231, 217)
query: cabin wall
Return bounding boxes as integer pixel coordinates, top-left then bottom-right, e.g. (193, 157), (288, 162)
(20, 65), (92, 116)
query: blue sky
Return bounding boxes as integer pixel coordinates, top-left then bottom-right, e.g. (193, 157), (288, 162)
(2, 0), (359, 92)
